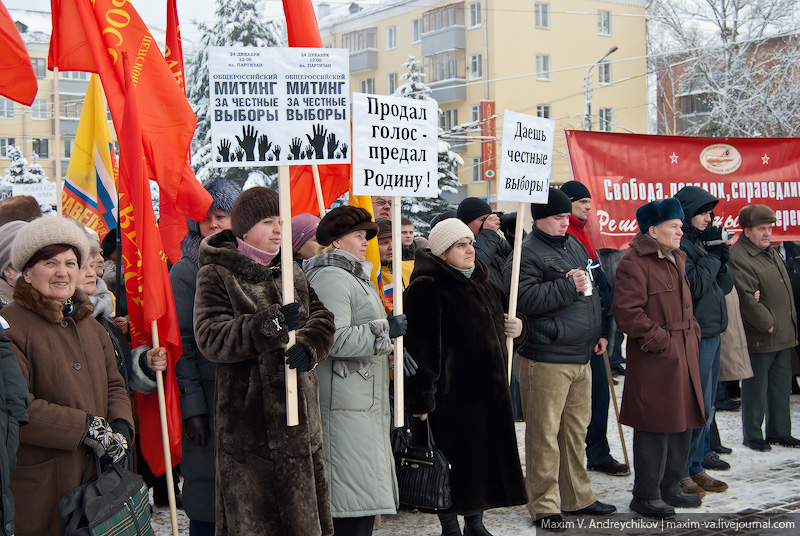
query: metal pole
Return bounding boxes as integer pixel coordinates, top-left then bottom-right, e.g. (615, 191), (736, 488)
(583, 46), (618, 131)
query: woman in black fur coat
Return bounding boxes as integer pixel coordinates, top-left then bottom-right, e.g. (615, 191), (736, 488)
(404, 218), (528, 536)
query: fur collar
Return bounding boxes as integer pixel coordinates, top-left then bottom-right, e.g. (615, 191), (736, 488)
(409, 248), (489, 285)
(198, 229), (282, 283)
(12, 279), (94, 323)
(180, 228), (203, 266)
(628, 232), (686, 263)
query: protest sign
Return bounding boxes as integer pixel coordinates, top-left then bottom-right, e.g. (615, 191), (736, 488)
(12, 181), (58, 207)
(498, 110), (555, 204)
(351, 93), (438, 198)
(209, 47), (350, 167)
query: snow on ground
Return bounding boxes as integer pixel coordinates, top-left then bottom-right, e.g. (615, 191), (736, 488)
(151, 380), (800, 535)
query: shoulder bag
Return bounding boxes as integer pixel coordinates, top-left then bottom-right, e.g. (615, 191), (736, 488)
(395, 418), (452, 511)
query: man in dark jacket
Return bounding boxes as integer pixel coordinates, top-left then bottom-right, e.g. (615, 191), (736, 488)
(674, 186), (734, 496)
(458, 197), (511, 292)
(0, 323), (30, 536)
(728, 205), (799, 451)
(505, 188), (615, 531)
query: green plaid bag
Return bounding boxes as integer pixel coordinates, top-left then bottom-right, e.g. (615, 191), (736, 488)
(60, 455), (154, 536)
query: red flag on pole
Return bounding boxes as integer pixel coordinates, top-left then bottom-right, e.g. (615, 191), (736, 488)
(0, 0), (37, 105)
(48, 0), (211, 238)
(283, 0), (350, 214)
(118, 55), (183, 475)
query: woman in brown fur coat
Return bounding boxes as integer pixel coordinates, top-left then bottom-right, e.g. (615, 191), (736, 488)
(193, 187), (336, 536)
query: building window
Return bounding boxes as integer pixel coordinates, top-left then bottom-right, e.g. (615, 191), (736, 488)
(535, 2), (551, 29)
(468, 2), (481, 28)
(469, 54), (482, 80)
(440, 108), (458, 131)
(679, 94), (710, 115)
(59, 71), (88, 80)
(422, 51), (465, 83)
(342, 28), (377, 52)
(386, 25), (397, 50)
(537, 104), (552, 119)
(64, 139), (73, 158)
(411, 19), (421, 42)
(0, 98), (14, 119)
(359, 77), (375, 94)
(0, 138), (15, 157)
(387, 72), (398, 95)
(31, 58), (46, 79)
(60, 95), (83, 118)
(599, 108), (613, 131)
(598, 10), (612, 35)
(470, 104), (480, 123)
(32, 99), (48, 120)
(32, 138), (49, 158)
(422, 3), (465, 33)
(471, 157), (483, 182)
(536, 54), (551, 81)
(598, 60), (612, 85)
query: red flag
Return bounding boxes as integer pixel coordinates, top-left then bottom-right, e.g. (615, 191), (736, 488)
(158, 0), (190, 263)
(117, 55), (183, 475)
(283, 0), (350, 214)
(0, 1), (37, 105)
(48, 0), (211, 233)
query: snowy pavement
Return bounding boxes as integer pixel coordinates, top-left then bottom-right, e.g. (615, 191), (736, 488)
(151, 379), (800, 535)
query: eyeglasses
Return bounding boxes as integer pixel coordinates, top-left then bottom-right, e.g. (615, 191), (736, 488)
(374, 199), (392, 207)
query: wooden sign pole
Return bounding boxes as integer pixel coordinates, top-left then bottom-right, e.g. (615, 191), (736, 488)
(279, 165), (300, 426)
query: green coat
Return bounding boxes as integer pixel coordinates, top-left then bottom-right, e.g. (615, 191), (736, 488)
(305, 252), (398, 518)
(729, 236), (798, 353)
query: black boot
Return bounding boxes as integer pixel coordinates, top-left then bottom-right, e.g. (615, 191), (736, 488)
(438, 513), (462, 536)
(463, 512), (493, 536)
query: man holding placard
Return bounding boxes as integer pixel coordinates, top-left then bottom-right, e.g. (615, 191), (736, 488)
(506, 188), (615, 531)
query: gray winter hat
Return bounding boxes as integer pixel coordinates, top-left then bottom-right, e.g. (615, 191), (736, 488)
(0, 220), (27, 272)
(187, 179), (241, 234)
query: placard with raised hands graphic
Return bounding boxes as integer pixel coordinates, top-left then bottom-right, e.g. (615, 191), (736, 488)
(209, 46), (350, 167)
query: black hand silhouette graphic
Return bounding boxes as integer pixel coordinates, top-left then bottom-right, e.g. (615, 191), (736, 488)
(257, 134), (272, 161)
(273, 145), (281, 161)
(236, 125), (258, 161)
(235, 147), (245, 162)
(340, 143), (348, 159)
(304, 146), (315, 160)
(326, 133), (339, 159)
(306, 124), (327, 159)
(289, 138), (303, 160)
(218, 139), (231, 162)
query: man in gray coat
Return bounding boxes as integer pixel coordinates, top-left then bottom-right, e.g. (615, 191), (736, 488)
(728, 204), (799, 451)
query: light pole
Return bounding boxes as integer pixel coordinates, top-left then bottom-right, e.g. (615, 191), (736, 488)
(584, 46), (618, 131)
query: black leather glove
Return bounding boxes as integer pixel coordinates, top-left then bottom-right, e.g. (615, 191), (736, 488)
(82, 414), (128, 463)
(403, 348), (418, 377)
(387, 312), (408, 339)
(285, 343), (314, 372)
(183, 414), (210, 448)
(279, 302), (302, 331)
(707, 243), (730, 265)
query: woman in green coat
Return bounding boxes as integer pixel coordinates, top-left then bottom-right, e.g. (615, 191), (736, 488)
(304, 206), (404, 536)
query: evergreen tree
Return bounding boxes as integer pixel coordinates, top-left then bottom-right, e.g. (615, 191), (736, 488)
(1, 146), (56, 213)
(187, 0), (282, 188)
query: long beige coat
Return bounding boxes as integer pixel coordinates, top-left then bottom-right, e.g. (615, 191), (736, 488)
(719, 290), (753, 382)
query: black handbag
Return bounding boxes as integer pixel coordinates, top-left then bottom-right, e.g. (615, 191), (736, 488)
(60, 455), (154, 536)
(395, 418), (452, 511)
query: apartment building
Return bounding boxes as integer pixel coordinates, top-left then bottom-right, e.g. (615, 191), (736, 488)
(318, 0), (648, 206)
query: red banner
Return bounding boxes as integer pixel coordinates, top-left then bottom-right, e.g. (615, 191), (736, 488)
(480, 100), (496, 180)
(565, 131), (800, 249)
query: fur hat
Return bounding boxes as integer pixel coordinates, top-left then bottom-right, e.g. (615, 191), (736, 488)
(429, 218), (474, 256)
(457, 197), (492, 224)
(187, 179), (241, 234)
(636, 198), (685, 234)
(738, 204), (776, 228)
(560, 181), (591, 201)
(11, 216), (91, 271)
(0, 220), (27, 272)
(231, 187), (279, 238)
(0, 195), (42, 227)
(376, 218), (392, 240)
(531, 188), (573, 220)
(291, 213), (320, 253)
(316, 206), (378, 246)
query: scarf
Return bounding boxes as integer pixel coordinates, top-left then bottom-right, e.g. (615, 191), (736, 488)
(237, 237), (278, 265)
(567, 214), (598, 259)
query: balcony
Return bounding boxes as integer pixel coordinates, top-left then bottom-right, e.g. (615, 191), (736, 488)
(421, 25), (466, 57)
(429, 78), (466, 104)
(349, 49), (378, 73)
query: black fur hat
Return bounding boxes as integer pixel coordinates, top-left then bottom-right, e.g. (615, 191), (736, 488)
(316, 206), (378, 246)
(636, 198), (685, 233)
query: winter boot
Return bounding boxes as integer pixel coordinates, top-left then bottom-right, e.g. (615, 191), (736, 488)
(438, 513), (462, 536)
(463, 512), (493, 536)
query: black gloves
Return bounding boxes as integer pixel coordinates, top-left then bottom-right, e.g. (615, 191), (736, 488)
(403, 348), (418, 377)
(279, 302), (302, 331)
(82, 414), (128, 463)
(387, 312), (408, 339)
(183, 414), (210, 448)
(285, 343), (315, 372)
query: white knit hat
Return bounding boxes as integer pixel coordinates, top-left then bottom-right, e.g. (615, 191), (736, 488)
(11, 216), (91, 271)
(428, 218), (475, 256)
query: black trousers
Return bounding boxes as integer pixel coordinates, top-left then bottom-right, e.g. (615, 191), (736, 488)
(332, 516), (375, 536)
(632, 429), (691, 500)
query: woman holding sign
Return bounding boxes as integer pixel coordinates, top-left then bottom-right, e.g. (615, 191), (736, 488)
(304, 206), (403, 536)
(404, 218), (528, 536)
(193, 187), (336, 536)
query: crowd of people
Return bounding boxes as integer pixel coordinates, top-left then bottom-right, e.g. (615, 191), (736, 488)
(0, 179), (798, 536)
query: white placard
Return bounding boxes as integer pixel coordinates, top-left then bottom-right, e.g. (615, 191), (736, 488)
(497, 110), (555, 203)
(209, 47), (350, 167)
(351, 93), (438, 198)
(12, 182), (57, 207)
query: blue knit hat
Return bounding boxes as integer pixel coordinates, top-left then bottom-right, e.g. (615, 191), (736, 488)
(636, 198), (685, 234)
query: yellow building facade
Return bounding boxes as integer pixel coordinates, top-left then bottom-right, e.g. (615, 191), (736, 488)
(319, 0), (648, 208)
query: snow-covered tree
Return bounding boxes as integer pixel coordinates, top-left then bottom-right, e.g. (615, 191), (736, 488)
(187, 0), (282, 188)
(394, 55), (459, 234)
(651, 0), (800, 137)
(1, 146), (56, 214)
